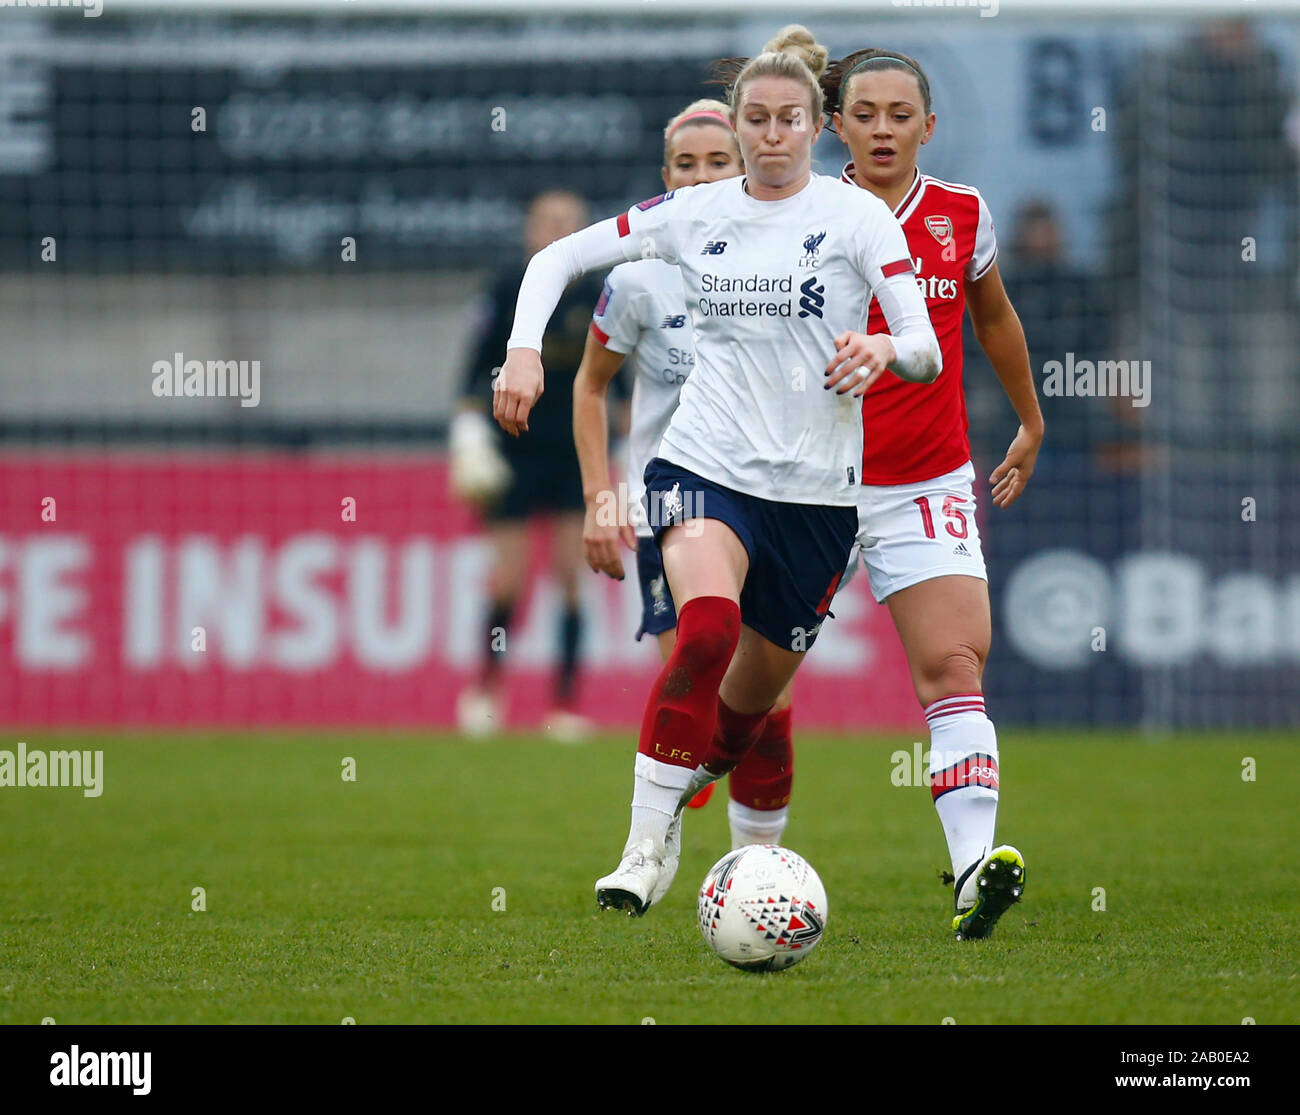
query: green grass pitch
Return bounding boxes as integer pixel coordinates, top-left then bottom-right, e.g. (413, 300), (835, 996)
(1, 731), (1296, 1025)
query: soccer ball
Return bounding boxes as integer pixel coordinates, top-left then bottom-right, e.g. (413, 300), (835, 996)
(697, 844), (828, 971)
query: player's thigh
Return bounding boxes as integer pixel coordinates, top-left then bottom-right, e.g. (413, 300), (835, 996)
(719, 495), (854, 712)
(719, 624), (804, 715)
(886, 574), (991, 704)
(644, 457), (754, 608)
(658, 518), (749, 608)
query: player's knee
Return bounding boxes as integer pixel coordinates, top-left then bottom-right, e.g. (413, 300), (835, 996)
(677, 623), (739, 675)
(919, 643), (986, 700)
(674, 598), (741, 675)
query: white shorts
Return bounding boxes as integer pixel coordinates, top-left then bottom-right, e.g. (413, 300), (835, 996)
(845, 460), (988, 604)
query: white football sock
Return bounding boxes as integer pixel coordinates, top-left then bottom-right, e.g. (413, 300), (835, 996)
(925, 694), (1000, 907)
(626, 753), (694, 854)
(728, 799), (788, 850)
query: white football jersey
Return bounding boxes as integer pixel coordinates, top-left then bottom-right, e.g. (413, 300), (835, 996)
(617, 174), (926, 506)
(590, 259), (693, 537)
(509, 172), (936, 507)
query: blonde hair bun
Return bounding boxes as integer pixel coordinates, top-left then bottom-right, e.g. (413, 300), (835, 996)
(762, 24), (829, 81)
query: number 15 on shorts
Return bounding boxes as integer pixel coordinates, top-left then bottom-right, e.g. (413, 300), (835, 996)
(913, 495), (969, 540)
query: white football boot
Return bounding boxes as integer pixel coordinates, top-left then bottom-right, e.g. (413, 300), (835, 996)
(595, 838), (661, 916)
(456, 687), (500, 739)
(542, 708), (594, 745)
(595, 813), (682, 916)
(649, 813), (682, 906)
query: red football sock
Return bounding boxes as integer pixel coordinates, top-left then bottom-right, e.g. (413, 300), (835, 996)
(729, 705), (794, 810)
(637, 596), (740, 771)
(704, 696), (769, 776)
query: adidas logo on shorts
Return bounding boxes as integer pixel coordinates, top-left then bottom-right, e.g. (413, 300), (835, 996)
(953, 542), (971, 557)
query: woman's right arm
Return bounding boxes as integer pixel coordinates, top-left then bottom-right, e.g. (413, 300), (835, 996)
(495, 216), (643, 437)
(825, 197), (940, 395)
(573, 331), (637, 580)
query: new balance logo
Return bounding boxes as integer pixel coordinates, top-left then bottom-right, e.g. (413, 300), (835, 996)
(797, 276), (825, 319)
(700, 241), (727, 255)
(953, 543), (971, 557)
(660, 314), (686, 329)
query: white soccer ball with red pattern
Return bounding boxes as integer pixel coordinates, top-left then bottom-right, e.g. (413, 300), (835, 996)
(697, 844), (828, 971)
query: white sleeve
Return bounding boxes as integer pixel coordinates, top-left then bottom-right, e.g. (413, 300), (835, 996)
(590, 267), (644, 355)
(966, 192), (998, 282)
(856, 207), (941, 384)
(507, 194), (682, 353)
(873, 273), (941, 383)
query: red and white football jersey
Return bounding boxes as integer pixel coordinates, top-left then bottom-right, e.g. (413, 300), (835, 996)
(843, 165), (998, 485)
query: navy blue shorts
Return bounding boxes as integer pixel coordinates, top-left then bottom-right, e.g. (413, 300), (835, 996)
(642, 457), (857, 651)
(635, 536), (678, 641)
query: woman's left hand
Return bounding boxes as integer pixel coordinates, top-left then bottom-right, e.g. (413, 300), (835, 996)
(989, 424), (1042, 508)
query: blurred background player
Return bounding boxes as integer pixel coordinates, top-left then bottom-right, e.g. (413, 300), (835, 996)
(991, 199), (1110, 467)
(822, 46), (1041, 939)
(571, 98), (797, 862)
(494, 25), (940, 915)
(451, 190), (607, 741)
(1112, 17), (1297, 447)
